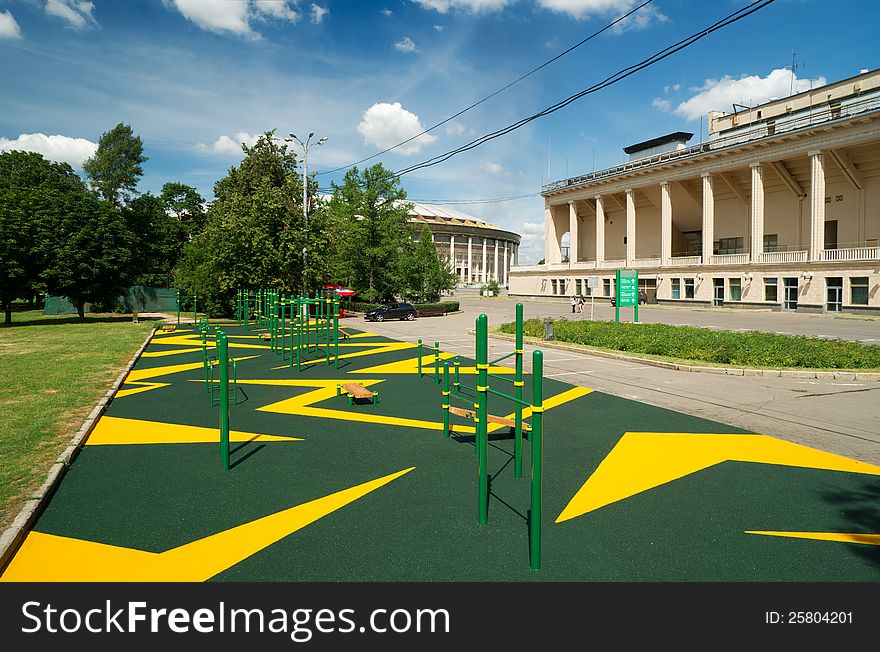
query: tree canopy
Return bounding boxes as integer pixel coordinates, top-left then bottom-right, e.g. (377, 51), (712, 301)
(83, 122), (148, 206)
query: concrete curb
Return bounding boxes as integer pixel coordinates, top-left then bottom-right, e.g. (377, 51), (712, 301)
(488, 331), (880, 382)
(0, 325), (157, 574)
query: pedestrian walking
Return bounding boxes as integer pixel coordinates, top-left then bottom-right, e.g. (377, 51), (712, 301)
(577, 295), (585, 313)
(570, 296), (577, 313)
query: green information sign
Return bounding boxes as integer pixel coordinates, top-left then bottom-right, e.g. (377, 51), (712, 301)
(615, 269), (639, 323)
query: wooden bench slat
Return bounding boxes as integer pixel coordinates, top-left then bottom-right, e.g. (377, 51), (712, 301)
(342, 383), (374, 399)
(448, 406), (531, 430)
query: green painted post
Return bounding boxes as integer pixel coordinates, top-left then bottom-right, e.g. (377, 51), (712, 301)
(201, 324), (211, 395)
(515, 302), (524, 479)
(417, 339), (423, 378)
(325, 296), (332, 365)
(454, 356), (460, 391)
(434, 341), (440, 384)
(295, 298), (302, 372)
(218, 331), (230, 471)
(614, 270), (620, 323)
(530, 349), (544, 571)
(477, 314), (489, 526)
(176, 290), (180, 326)
(333, 299), (339, 369)
(193, 291), (198, 324)
(442, 361), (450, 437)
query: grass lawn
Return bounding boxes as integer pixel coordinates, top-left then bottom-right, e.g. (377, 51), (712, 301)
(500, 319), (880, 370)
(0, 311), (155, 531)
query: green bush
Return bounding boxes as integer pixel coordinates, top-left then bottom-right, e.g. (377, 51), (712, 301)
(499, 319), (880, 369)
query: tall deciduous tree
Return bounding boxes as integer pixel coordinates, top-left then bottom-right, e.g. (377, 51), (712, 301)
(327, 164), (414, 303)
(160, 182), (206, 237)
(83, 122), (148, 206)
(400, 225), (456, 303)
(124, 193), (185, 287)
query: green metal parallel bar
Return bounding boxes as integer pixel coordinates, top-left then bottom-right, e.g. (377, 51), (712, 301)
(417, 339), (422, 378)
(434, 342), (440, 384)
(476, 314), (488, 526)
(333, 300), (339, 369)
(442, 362), (450, 437)
(218, 331), (230, 471)
(489, 351), (516, 365)
(489, 374), (517, 385)
(454, 357), (460, 391)
(325, 296), (332, 365)
(486, 386), (531, 407)
(515, 302), (524, 479)
(447, 391), (474, 408)
(530, 349), (544, 571)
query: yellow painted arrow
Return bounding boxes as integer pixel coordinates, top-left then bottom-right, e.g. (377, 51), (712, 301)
(1, 467), (414, 582)
(556, 433), (880, 523)
(746, 531), (880, 546)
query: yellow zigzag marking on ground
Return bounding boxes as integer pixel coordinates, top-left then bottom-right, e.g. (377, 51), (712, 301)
(352, 353), (515, 376)
(556, 433), (880, 523)
(0, 467), (414, 582)
(86, 416), (300, 446)
(488, 386), (592, 433)
(745, 531), (880, 546)
(143, 333), (270, 357)
(270, 341), (416, 370)
(116, 356), (258, 398)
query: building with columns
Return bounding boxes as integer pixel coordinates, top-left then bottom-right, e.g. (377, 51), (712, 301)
(509, 68), (880, 314)
(404, 202), (521, 288)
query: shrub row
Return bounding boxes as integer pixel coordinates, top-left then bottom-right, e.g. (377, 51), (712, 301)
(499, 318), (880, 369)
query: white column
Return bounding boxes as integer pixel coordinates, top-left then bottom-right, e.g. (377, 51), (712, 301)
(449, 234), (455, 273)
(625, 189), (636, 266)
(545, 203), (561, 264)
(660, 182), (672, 266)
(750, 163), (765, 263)
(595, 196), (605, 265)
(809, 150), (826, 262)
(493, 239), (499, 281)
(568, 201), (579, 267)
(503, 241), (509, 286)
(701, 173), (714, 264)
(481, 238), (487, 283)
(467, 236), (473, 284)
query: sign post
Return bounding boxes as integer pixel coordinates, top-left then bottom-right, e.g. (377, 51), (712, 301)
(587, 276), (599, 321)
(615, 269), (639, 323)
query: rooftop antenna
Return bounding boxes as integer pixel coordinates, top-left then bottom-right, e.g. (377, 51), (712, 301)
(788, 50), (803, 96)
(547, 132), (552, 183)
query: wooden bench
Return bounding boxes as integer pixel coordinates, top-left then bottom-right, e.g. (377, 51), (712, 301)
(448, 406), (531, 431)
(160, 324), (177, 333)
(338, 382), (379, 406)
(259, 332), (271, 341)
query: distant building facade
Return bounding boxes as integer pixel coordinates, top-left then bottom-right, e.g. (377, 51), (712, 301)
(511, 68), (880, 314)
(405, 202), (521, 287)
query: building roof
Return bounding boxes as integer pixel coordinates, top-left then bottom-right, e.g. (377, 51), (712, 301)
(623, 132), (693, 155)
(400, 201), (504, 232)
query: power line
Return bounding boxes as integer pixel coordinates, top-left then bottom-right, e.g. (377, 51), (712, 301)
(406, 193), (541, 205)
(317, 0), (656, 176)
(393, 0), (776, 178)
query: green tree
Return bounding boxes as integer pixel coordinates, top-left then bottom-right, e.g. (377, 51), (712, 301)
(0, 151), (89, 324)
(83, 122), (148, 206)
(39, 192), (132, 319)
(327, 164), (414, 303)
(400, 225), (456, 303)
(161, 181), (206, 237)
(124, 193), (185, 287)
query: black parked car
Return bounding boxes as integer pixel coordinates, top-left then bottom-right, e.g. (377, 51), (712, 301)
(364, 302), (417, 322)
(610, 290), (648, 307)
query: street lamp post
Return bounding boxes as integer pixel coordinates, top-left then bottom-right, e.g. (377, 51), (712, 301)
(286, 132), (327, 295)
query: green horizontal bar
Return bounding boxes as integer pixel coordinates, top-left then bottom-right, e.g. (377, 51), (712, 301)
(448, 392), (475, 407)
(489, 351), (516, 365)
(486, 386), (531, 407)
(490, 375), (517, 385)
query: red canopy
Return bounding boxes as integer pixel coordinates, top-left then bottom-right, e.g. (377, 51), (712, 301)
(335, 289), (356, 296)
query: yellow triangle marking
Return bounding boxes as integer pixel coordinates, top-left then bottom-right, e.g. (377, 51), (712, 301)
(745, 531), (880, 546)
(269, 341), (417, 370)
(116, 356), (258, 398)
(115, 381), (170, 398)
(0, 467), (414, 582)
(487, 386), (592, 433)
(86, 416), (301, 446)
(556, 433), (880, 523)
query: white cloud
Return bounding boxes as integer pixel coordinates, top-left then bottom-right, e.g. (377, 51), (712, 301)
(394, 36), (417, 53)
(45, 0), (98, 29)
(0, 133), (97, 168)
(651, 97), (671, 112)
(664, 83), (681, 94)
(310, 4), (328, 24)
(357, 102), (437, 156)
(518, 221), (545, 263)
(445, 121), (466, 136)
(0, 10), (22, 39)
(537, 0), (666, 30)
(482, 162), (504, 174)
(197, 131), (261, 155)
(413, 0), (513, 13)
(381, 8), (393, 17)
(674, 69), (828, 121)
(165, 0), (301, 37)
(434, 24), (444, 32)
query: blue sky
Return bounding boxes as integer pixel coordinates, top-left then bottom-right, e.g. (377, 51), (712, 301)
(1, 0), (877, 262)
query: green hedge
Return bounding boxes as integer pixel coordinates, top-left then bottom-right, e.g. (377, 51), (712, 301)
(499, 319), (880, 369)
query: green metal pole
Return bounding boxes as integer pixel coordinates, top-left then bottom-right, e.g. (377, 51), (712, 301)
(193, 291), (197, 324)
(530, 349), (544, 571)
(176, 290), (180, 326)
(454, 356), (460, 391)
(333, 299), (339, 369)
(202, 325), (210, 395)
(434, 341), (440, 384)
(614, 270), (620, 323)
(515, 302), (524, 479)
(325, 296), (332, 365)
(477, 314), (489, 525)
(442, 361), (450, 437)
(417, 339), (423, 378)
(218, 331), (230, 471)
(296, 298), (302, 372)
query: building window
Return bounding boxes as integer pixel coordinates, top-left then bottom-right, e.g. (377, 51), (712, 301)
(764, 277), (778, 302)
(716, 237), (744, 255)
(671, 278), (681, 299)
(603, 278), (611, 296)
(551, 279), (557, 295)
(684, 278), (695, 299)
(851, 277), (869, 305)
(767, 120), (776, 136)
(575, 279), (582, 295)
(763, 234), (778, 253)
(729, 278), (742, 301)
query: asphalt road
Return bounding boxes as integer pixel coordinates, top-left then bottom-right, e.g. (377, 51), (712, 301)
(354, 297), (880, 465)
